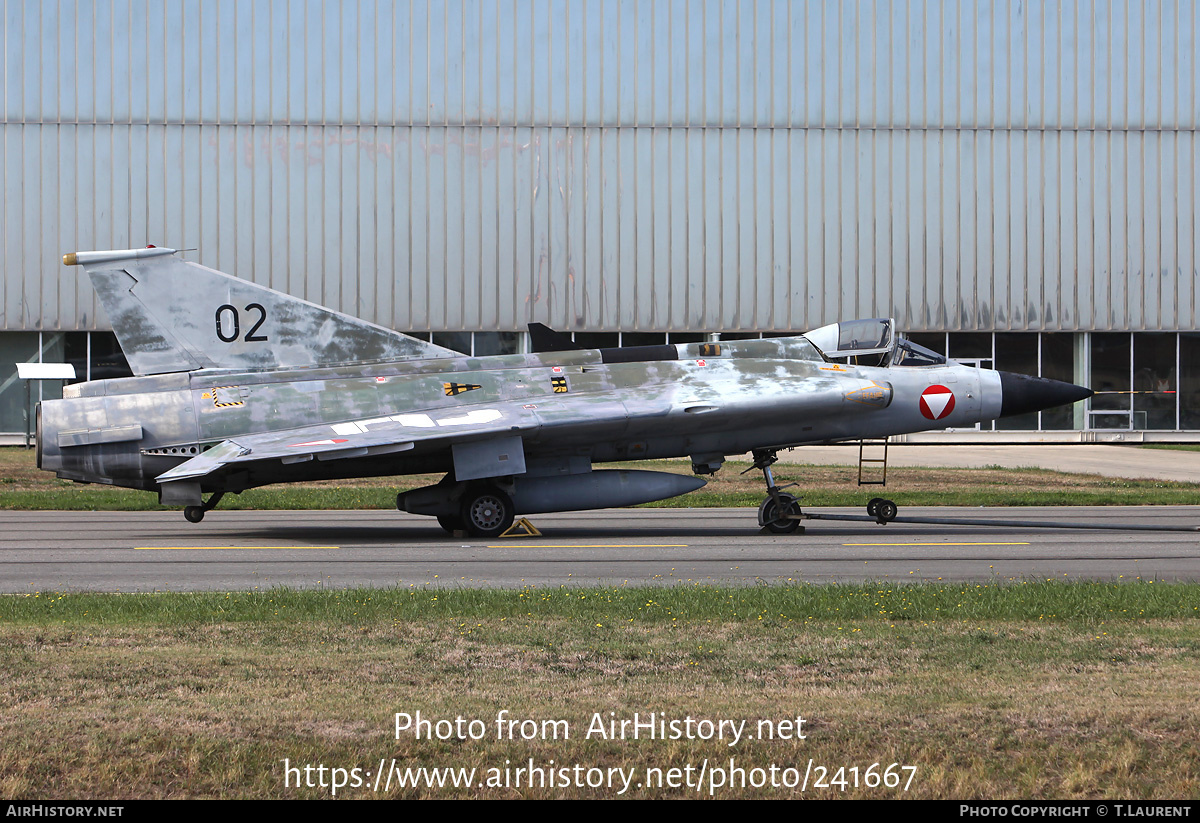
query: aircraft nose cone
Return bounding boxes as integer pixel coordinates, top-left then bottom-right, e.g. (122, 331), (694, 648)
(998, 371), (1093, 418)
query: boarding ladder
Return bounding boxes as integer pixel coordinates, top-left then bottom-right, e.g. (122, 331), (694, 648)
(857, 437), (889, 486)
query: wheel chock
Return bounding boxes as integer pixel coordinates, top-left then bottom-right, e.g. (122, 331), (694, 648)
(500, 517), (542, 538)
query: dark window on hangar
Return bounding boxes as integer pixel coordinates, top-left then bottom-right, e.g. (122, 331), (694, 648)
(947, 333), (992, 362)
(1038, 334), (1077, 430)
(473, 332), (521, 356)
(1088, 333), (1132, 429)
(1181, 334), (1200, 430)
(432, 332), (473, 355)
(1133, 333), (1177, 430)
(993, 334), (1040, 431)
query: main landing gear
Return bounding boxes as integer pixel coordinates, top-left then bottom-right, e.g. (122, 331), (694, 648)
(456, 485), (516, 538)
(183, 491), (225, 523)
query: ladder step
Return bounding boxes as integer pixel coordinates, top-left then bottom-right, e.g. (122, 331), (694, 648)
(857, 436), (889, 487)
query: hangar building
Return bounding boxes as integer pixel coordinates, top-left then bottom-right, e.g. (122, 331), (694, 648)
(2, 0), (1198, 440)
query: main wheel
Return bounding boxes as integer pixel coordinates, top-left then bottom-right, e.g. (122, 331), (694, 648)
(183, 506), (205, 523)
(459, 487), (515, 538)
(758, 493), (802, 534)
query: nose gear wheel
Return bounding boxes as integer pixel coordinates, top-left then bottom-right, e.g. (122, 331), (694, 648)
(750, 449), (805, 534)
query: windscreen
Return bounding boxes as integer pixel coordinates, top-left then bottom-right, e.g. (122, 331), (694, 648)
(893, 338), (947, 367)
(803, 318), (894, 360)
(837, 319), (891, 351)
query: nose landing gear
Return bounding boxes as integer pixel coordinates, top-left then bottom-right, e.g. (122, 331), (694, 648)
(748, 449), (901, 532)
(749, 449), (805, 534)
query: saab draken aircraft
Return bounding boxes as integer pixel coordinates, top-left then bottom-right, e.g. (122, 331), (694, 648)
(37, 248), (1092, 536)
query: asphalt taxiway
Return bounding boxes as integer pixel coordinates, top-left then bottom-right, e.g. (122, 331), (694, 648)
(2, 506), (1199, 592)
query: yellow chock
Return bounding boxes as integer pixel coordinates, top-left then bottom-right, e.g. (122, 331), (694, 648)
(500, 517), (542, 538)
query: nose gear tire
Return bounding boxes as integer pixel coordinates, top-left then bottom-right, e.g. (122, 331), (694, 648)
(759, 493), (802, 534)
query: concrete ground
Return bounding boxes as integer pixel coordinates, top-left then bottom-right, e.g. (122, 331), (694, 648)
(776, 444), (1200, 483)
(5, 506), (1199, 590)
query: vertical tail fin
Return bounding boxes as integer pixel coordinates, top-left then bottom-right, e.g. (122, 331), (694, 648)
(65, 248), (457, 375)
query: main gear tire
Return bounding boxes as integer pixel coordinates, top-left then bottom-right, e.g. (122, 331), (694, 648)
(460, 487), (516, 538)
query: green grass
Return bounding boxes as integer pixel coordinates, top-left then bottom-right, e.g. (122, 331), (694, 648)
(4, 582), (1200, 799)
(4, 580), (1197, 626)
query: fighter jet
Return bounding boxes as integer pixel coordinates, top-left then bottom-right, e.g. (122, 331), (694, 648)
(37, 247), (1092, 536)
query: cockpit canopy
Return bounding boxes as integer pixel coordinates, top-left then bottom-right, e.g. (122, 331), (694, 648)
(803, 318), (948, 367)
(892, 337), (948, 367)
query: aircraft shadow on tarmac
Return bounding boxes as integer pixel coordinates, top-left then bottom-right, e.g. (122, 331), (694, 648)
(223, 521), (1073, 544)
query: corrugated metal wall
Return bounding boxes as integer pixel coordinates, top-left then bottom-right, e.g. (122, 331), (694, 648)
(3, 0), (1199, 333)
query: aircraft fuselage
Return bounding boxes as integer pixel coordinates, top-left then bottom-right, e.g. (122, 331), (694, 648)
(39, 336), (997, 495)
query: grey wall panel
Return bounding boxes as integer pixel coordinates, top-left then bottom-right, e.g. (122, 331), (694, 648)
(7, 0), (1198, 129)
(1179, 133), (1198, 326)
(5, 120), (1200, 334)
(3, 0), (1200, 335)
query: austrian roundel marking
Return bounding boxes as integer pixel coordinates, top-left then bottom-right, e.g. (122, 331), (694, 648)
(919, 385), (956, 420)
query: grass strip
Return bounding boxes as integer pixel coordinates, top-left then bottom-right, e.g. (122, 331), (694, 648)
(4, 580), (1199, 625)
(3, 582), (1200, 799)
(1141, 443), (1200, 452)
